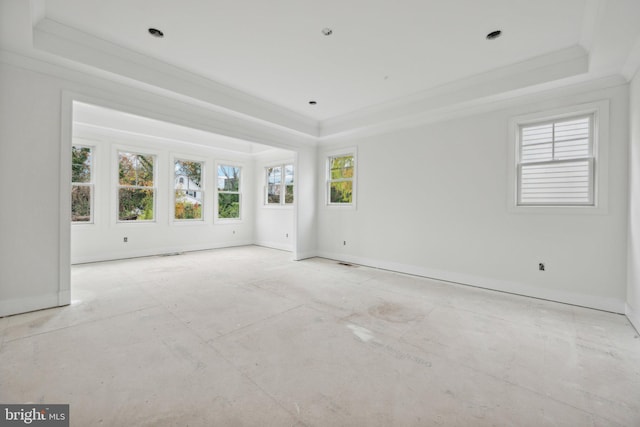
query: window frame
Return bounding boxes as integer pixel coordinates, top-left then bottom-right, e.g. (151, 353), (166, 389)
(507, 100), (609, 215)
(172, 155), (206, 223)
(215, 161), (243, 223)
(71, 143), (95, 224)
(265, 163), (295, 207)
(325, 148), (357, 208)
(115, 149), (157, 223)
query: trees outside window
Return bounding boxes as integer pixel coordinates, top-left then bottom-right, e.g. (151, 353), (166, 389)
(328, 154), (354, 204)
(266, 164), (294, 205)
(217, 164), (241, 219)
(118, 151), (155, 221)
(71, 145), (93, 222)
(174, 159), (203, 220)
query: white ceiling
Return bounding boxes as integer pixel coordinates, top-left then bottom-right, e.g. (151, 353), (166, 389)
(39, 0), (633, 119)
(1, 0), (640, 138)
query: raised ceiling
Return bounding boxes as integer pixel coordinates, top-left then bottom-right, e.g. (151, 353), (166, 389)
(3, 0), (640, 138)
(43, 0), (591, 121)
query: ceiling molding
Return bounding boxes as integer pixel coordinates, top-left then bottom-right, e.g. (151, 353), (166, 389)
(319, 46), (589, 138)
(33, 18), (320, 137)
(622, 35), (640, 81)
(318, 75), (626, 145)
(0, 49), (317, 153)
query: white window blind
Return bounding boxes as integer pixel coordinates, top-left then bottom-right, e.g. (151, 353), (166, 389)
(518, 115), (594, 206)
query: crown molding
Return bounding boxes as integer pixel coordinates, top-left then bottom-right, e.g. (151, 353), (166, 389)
(33, 18), (319, 137)
(0, 48), (317, 151)
(317, 74), (626, 144)
(319, 45), (589, 139)
(622, 34), (640, 81)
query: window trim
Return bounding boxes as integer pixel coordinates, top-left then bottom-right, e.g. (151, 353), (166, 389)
(215, 161), (244, 223)
(171, 154), (206, 223)
(115, 148), (158, 224)
(71, 143), (95, 224)
(325, 147), (357, 208)
(264, 162), (295, 207)
(507, 100), (609, 215)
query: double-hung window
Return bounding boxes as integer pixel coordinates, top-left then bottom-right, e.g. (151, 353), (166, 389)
(217, 164), (241, 219)
(517, 115), (594, 206)
(174, 159), (204, 220)
(327, 153), (355, 205)
(266, 164), (294, 205)
(118, 151), (156, 221)
(71, 145), (93, 222)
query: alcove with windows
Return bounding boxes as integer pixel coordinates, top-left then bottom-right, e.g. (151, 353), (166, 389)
(70, 101), (296, 264)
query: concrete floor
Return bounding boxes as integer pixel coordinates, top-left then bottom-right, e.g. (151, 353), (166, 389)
(1, 246), (639, 426)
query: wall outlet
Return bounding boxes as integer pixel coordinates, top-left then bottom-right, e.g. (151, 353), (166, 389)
(123, 237), (128, 243)
(539, 262), (545, 271)
(343, 240), (347, 246)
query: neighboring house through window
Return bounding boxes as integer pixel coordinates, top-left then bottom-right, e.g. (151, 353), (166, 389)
(174, 159), (204, 220)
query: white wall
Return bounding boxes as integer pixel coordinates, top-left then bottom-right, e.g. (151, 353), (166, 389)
(317, 83), (630, 313)
(253, 150), (296, 252)
(71, 124), (254, 264)
(0, 62), (64, 316)
(628, 71), (640, 331)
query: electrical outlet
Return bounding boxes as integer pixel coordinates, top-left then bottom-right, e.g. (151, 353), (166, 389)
(539, 262), (545, 271)
(123, 237), (128, 243)
(343, 240), (346, 246)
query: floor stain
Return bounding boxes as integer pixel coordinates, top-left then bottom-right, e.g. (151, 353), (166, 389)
(368, 302), (424, 323)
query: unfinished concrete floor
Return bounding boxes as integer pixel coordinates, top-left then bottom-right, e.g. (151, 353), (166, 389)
(1, 246), (639, 426)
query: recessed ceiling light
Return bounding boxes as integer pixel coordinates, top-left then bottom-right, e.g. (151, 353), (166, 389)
(309, 100), (317, 105)
(486, 30), (502, 40)
(148, 28), (164, 38)
(321, 28), (333, 36)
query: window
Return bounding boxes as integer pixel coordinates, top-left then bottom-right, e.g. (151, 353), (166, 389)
(71, 145), (93, 222)
(266, 164), (294, 205)
(174, 159), (204, 220)
(118, 151), (155, 221)
(217, 164), (241, 219)
(517, 115), (594, 206)
(327, 153), (355, 205)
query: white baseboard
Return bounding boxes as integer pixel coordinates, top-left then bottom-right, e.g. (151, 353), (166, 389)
(316, 251), (625, 314)
(0, 293), (67, 318)
(71, 241), (254, 264)
(294, 250), (317, 261)
(254, 241), (293, 252)
(626, 304), (640, 334)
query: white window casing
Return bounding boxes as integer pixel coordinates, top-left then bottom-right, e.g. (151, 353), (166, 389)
(508, 101), (609, 214)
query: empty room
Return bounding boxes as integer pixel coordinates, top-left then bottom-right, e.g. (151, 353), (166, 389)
(1, 0), (640, 425)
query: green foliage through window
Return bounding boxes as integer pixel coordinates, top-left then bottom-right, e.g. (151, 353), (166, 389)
(218, 165), (241, 219)
(71, 146), (93, 222)
(328, 155), (354, 204)
(118, 152), (155, 221)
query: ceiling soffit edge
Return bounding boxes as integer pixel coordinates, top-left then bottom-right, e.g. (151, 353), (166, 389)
(33, 18), (319, 137)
